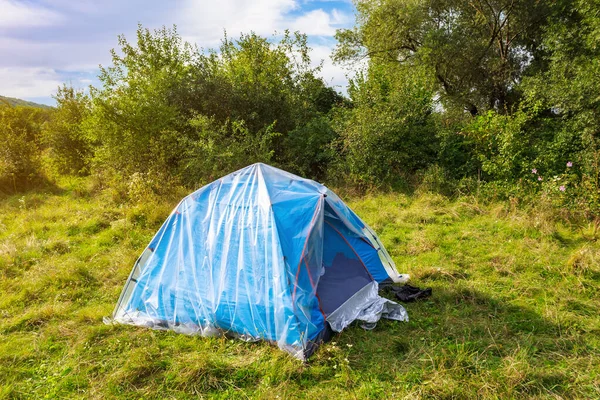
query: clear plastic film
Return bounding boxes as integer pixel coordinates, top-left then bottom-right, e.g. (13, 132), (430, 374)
(106, 163), (408, 359)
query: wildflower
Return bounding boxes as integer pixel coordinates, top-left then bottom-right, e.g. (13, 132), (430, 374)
(559, 185), (566, 192)
(346, 344), (353, 348)
(538, 176), (543, 181)
(532, 168), (537, 174)
(567, 161), (573, 168)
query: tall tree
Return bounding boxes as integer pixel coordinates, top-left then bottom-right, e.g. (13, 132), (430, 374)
(43, 85), (92, 175)
(523, 0), (600, 177)
(335, 0), (559, 115)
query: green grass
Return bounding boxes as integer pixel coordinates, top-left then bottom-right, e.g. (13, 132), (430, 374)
(1, 180), (599, 399)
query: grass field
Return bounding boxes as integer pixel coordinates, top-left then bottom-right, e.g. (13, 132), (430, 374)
(1, 179), (599, 399)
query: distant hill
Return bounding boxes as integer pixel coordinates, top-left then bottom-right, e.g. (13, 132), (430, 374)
(0, 95), (52, 109)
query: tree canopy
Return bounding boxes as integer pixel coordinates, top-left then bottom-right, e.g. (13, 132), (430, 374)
(2, 8), (599, 223)
(335, 0), (562, 115)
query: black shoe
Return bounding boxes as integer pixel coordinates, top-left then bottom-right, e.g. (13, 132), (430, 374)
(389, 284), (432, 302)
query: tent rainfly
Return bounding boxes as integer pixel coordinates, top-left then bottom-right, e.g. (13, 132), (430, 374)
(105, 163), (409, 359)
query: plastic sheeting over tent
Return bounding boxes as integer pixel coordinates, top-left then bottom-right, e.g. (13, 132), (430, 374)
(105, 163), (409, 359)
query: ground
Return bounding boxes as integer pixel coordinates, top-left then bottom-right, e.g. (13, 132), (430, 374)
(1, 178), (599, 399)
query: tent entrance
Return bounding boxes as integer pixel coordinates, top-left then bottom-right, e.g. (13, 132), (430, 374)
(316, 252), (372, 316)
(316, 219), (375, 324)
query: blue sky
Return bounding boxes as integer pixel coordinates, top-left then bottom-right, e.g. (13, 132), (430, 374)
(0, 0), (357, 105)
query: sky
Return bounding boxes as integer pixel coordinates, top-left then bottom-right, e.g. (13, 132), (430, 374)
(0, 0), (357, 105)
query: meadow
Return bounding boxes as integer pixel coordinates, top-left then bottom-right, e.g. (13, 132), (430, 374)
(2, 0), (600, 397)
(1, 178), (598, 399)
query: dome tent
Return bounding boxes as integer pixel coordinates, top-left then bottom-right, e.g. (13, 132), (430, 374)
(105, 163), (408, 359)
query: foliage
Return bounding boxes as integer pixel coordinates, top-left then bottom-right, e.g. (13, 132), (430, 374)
(181, 116), (280, 184)
(460, 108), (536, 181)
(88, 25), (194, 183)
(186, 31), (343, 179)
(519, 0), (600, 215)
(87, 26), (341, 187)
(334, 0), (560, 115)
(539, 159), (600, 233)
(329, 0), (599, 215)
(332, 63), (438, 186)
(282, 114), (337, 179)
(3, 7), (600, 224)
(434, 112), (480, 179)
(524, 0), (600, 143)
(0, 105), (50, 192)
(42, 85), (93, 176)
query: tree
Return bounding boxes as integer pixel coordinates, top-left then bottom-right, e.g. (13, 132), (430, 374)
(88, 25), (194, 179)
(43, 85), (92, 175)
(523, 0), (600, 173)
(335, 0), (559, 115)
(521, 0), (600, 220)
(87, 25), (342, 186)
(332, 62), (438, 185)
(0, 105), (50, 192)
(186, 31), (344, 178)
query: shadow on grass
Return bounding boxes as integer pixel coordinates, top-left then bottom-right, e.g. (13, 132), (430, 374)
(550, 230), (590, 248)
(0, 178), (64, 205)
(332, 285), (580, 397)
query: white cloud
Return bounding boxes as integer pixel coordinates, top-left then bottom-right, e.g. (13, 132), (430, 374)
(0, 0), (64, 28)
(309, 44), (352, 93)
(288, 8), (352, 37)
(0, 67), (62, 98)
(290, 9), (336, 36)
(0, 0), (356, 100)
(178, 0), (353, 46)
(330, 8), (353, 25)
(178, 0), (298, 46)
(178, 0), (354, 94)
(0, 37), (112, 70)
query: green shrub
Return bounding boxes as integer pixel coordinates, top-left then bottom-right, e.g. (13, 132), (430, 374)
(180, 116), (279, 185)
(87, 26), (340, 186)
(416, 165), (454, 196)
(332, 63), (438, 187)
(42, 86), (92, 176)
(0, 106), (50, 193)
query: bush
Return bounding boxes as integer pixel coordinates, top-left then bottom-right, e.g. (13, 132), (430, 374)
(282, 115), (337, 179)
(332, 63), (438, 187)
(416, 165), (455, 196)
(462, 109), (534, 181)
(87, 26), (340, 186)
(180, 116), (279, 185)
(42, 86), (92, 176)
(0, 106), (50, 193)
(539, 157), (600, 234)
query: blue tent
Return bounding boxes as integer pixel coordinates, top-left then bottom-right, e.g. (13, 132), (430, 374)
(107, 163), (408, 359)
